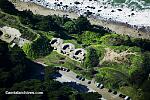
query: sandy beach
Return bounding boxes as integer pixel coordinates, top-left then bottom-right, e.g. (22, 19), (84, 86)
(11, 0), (150, 39)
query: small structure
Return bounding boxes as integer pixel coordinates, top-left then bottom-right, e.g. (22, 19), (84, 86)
(70, 48), (86, 61)
(124, 96), (131, 100)
(50, 38), (63, 51)
(61, 43), (75, 55)
(13, 37), (30, 48)
(0, 26), (21, 43)
(49, 38), (86, 62)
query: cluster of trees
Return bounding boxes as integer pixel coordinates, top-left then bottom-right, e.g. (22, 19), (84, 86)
(100, 33), (150, 51)
(84, 47), (99, 68)
(77, 31), (102, 46)
(19, 10), (92, 35)
(19, 10), (65, 32)
(22, 36), (53, 59)
(1, 0), (150, 99)
(0, 40), (27, 88)
(0, 40), (102, 100)
(0, 0), (110, 41)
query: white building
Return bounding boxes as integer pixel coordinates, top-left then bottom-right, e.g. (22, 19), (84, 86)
(50, 38), (86, 62)
(61, 43), (75, 55)
(0, 26), (21, 43)
(0, 26), (30, 48)
(70, 48), (86, 61)
(50, 38), (63, 52)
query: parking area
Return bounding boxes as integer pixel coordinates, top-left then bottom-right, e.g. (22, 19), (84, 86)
(53, 66), (130, 100)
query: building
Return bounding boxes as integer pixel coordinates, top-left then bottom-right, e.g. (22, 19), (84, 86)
(0, 26), (30, 48)
(50, 38), (63, 52)
(61, 43), (75, 55)
(70, 48), (86, 61)
(0, 26), (21, 43)
(50, 38), (86, 62)
(13, 37), (30, 48)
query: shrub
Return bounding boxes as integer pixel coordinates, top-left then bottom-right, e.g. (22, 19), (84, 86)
(84, 47), (99, 68)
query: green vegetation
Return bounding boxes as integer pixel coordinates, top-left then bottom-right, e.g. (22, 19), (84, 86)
(0, 40), (103, 100)
(84, 47), (99, 68)
(0, 11), (38, 40)
(64, 21), (76, 34)
(100, 34), (130, 46)
(22, 36), (53, 59)
(78, 31), (102, 46)
(1, 0), (150, 99)
(70, 92), (102, 100)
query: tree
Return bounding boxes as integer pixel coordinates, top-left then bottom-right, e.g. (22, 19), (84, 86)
(64, 21), (76, 33)
(84, 47), (99, 68)
(100, 34), (130, 46)
(22, 36), (53, 59)
(129, 69), (147, 86)
(0, 0), (18, 15)
(75, 16), (91, 33)
(0, 41), (27, 88)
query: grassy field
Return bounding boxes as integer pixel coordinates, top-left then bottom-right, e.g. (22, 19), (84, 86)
(36, 51), (94, 79)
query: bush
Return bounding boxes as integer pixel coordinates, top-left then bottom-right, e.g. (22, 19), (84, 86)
(64, 21), (76, 33)
(75, 15), (91, 33)
(84, 47), (99, 68)
(100, 34), (131, 46)
(22, 36), (53, 59)
(78, 31), (101, 45)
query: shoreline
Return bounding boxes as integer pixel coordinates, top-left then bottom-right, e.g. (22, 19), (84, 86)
(11, 0), (150, 39)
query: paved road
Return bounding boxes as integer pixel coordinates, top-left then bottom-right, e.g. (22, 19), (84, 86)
(35, 61), (123, 100)
(56, 69), (123, 100)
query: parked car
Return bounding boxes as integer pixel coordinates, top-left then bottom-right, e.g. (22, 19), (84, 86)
(124, 96), (131, 100)
(63, 68), (67, 71)
(79, 76), (82, 80)
(60, 67), (63, 70)
(119, 94), (123, 97)
(66, 69), (70, 72)
(108, 89), (112, 92)
(96, 83), (100, 87)
(121, 95), (126, 98)
(81, 78), (85, 81)
(113, 91), (117, 95)
(88, 81), (91, 84)
(76, 75), (80, 78)
(99, 84), (104, 89)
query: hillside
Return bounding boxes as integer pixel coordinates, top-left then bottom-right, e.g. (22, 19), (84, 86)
(0, 0), (150, 100)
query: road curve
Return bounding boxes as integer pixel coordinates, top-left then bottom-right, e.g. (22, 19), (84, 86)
(35, 61), (123, 100)
(57, 70), (123, 100)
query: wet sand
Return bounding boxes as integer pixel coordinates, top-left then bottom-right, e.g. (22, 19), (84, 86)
(11, 0), (150, 39)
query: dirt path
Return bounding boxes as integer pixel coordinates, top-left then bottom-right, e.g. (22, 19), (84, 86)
(11, 0), (150, 39)
(100, 48), (136, 64)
